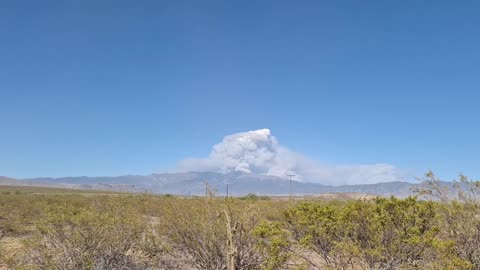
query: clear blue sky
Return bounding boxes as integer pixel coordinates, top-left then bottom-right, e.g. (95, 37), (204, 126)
(1, 1), (479, 180)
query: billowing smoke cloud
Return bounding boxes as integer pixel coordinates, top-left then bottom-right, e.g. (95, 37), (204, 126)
(177, 129), (408, 185)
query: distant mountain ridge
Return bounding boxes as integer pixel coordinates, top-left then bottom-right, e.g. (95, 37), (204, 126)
(0, 172), (420, 197)
(0, 176), (137, 192)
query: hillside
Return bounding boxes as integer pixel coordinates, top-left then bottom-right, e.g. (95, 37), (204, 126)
(1, 172), (420, 197)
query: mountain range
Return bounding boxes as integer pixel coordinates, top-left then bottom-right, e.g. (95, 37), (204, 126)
(0, 172), (422, 197)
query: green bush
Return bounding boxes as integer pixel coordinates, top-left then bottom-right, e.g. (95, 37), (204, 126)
(29, 201), (147, 270)
(281, 197), (439, 269)
(239, 193), (271, 201)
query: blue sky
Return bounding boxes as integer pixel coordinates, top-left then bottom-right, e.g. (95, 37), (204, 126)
(1, 1), (480, 181)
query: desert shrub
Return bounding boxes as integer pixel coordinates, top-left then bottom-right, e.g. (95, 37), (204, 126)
(27, 200), (147, 270)
(253, 221), (290, 270)
(0, 195), (48, 237)
(418, 171), (480, 269)
(158, 199), (282, 270)
(239, 194), (271, 201)
(283, 201), (344, 268)
(281, 197), (439, 269)
(342, 197), (438, 269)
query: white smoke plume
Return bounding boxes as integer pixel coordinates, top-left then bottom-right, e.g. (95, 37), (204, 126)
(177, 129), (408, 185)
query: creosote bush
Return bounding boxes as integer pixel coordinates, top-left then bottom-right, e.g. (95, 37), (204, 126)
(29, 199), (147, 270)
(157, 198), (277, 269)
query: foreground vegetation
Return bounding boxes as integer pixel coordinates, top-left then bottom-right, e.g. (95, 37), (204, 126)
(1, 172), (480, 269)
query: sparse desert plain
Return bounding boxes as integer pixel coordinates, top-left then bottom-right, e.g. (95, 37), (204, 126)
(1, 173), (480, 270)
